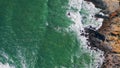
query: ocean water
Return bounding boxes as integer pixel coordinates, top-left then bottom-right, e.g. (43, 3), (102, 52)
(0, 0), (104, 68)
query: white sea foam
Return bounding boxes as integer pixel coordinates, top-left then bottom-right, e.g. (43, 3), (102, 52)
(81, 1), (103, 30)
(67, 0), (104, 68)
(0, 51), (15, 68)
(0, 62), (15, 68)
(17, 50), (27, 68)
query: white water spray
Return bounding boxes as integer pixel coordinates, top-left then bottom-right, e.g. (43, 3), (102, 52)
(67, 0), (104, 68)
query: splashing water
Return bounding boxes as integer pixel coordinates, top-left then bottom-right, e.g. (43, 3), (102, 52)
(0, 63), (15, 68)
(67, 0), (104, 68)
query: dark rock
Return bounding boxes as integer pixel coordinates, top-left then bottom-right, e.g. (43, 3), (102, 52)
(84, 28), (113, 52)
(67, 12), (70, 16)
(100, 9), (110, 14)
(84, 0), (107, 10)
(95, 14), (109, 19)
(85, 28), (105, 41)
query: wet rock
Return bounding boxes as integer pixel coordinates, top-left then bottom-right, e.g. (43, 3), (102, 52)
(84, 28), (113, 52)
(85, 28), (105, 41)
(95, 14), (109, 19)
(84, 0), (107, 9)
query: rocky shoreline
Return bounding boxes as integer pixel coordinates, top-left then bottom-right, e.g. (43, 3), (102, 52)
(84, 0), (120, 68)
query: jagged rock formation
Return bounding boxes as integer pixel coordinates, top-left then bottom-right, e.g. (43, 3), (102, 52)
(101, 54), (120, 68)
(98, 8), (120, 68)
(84, 0), (120, 68)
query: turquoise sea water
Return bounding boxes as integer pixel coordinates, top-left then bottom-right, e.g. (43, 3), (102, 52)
(0, 0), (93, 68)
